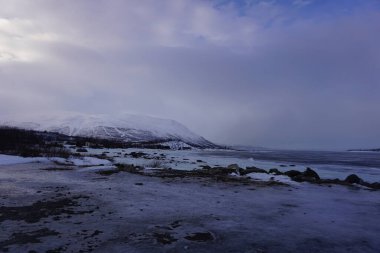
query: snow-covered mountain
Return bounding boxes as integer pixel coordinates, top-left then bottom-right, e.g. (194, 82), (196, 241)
(1, 113), (217, 148)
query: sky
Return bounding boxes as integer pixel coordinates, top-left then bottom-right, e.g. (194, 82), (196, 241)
(0, 0), (379, 150)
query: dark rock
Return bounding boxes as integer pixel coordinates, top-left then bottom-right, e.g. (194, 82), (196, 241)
(227, 164), (240, 170)
(0, 229), (60, 252)
(227, 164), (243, 175)
(170, 220), (182, 228)
(0, 196), (92, 223)
(96, 170), (119, 176)
(320, 178), (343, 185)
(269, 168), (282, 175)
(211, 166), (237, 175)
(129, 152), (147, 158)
(289, 168), (320, 183)
(153, 232), (177, 245)
(184, 232), (214, 242)
(76, 148), (88, 152)
(369, 182), (380, 189)
(290, 175), (303, 182)
(240, 166), (267, 175)
(303, 168), (320, 180)
(200, 165), (212, 170)
(284, 170), (302, 178)
(345, 174), (363, 184)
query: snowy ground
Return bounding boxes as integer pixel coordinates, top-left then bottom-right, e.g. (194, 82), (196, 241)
(0, 152), (379, 253)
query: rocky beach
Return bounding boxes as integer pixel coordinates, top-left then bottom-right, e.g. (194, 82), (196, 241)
(1, 151), (379, 253)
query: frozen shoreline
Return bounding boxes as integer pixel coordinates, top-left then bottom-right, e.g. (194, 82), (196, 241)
(1, 159), (379, 252)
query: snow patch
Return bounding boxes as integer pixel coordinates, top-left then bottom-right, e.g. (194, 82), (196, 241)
(78, 165), (116, 172)
(246, 172), (296, 184)
(0, 154), (47, 165)
(0, 154), (111, 167)
(68, 157), (112, 166)
(161, 141), (192, 150)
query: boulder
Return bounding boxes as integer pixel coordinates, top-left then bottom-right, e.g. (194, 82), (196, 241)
(284, 170), (302, 178)
(241, 166), (267, 175)
(227, 164), (243, 175)
(369, 182), (380, 190)
(268, 168), (282, 175)
(284, 168), (320, 183)
(344, 174), (363, 184)
(200, 165), (212, 170)
(129, 152), (147, 158)
(209, 166), (237, 175)
(227, 164), (240, 170)
(303, 168), (320, 180)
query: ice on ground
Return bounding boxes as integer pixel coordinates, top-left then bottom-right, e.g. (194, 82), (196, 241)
(0, 154), (111, 167)
(143, 167), (162, 170)
(49, 157), (70, 164)
(50, 156), (112, 166)
(61, 147), (380, 182)
(68, 157), (112, 166)
(0, 154), (47, 165)
(0, 162), (379, 253)
(78, 165), (116, 172)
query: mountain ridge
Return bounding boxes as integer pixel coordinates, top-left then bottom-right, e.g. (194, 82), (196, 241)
(1, 113), (217, 149)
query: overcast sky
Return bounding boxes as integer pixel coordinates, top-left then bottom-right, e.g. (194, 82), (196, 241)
(1, 0), (379, 150)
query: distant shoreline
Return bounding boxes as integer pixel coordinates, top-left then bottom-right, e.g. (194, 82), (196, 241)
(348, 148), (380, 152)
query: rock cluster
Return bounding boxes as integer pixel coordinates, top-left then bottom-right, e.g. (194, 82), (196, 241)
(98, 162), (380, 190)
(229, 164), (380, 190)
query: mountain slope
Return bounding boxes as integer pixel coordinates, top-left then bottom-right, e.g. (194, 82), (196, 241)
(1, 113), (216, 148)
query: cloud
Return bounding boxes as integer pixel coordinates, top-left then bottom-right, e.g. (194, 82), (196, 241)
(0, 0), (379, 149)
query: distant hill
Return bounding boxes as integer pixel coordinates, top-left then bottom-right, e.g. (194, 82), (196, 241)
(1, 113), (218, 149)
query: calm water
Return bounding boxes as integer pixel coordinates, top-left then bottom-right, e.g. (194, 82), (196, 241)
(199, 150), (380, 182)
